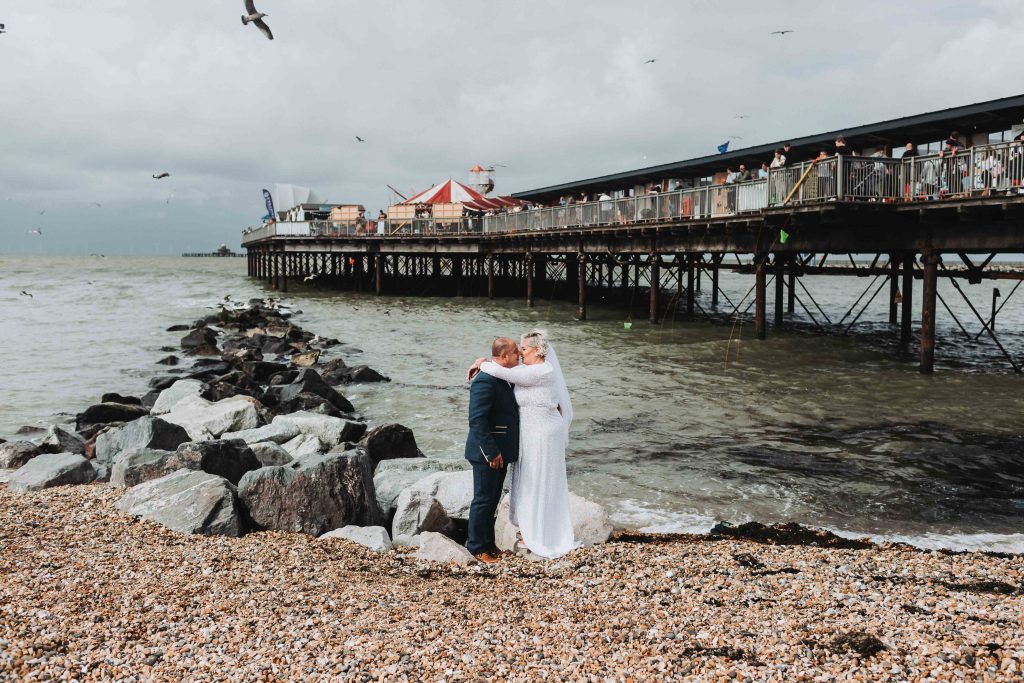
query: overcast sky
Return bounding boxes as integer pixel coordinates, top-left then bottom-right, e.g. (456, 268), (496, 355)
(1, 0), (1022, 255)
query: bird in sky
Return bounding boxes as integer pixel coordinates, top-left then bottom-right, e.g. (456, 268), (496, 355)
(28, 228), (43, 235)
(734, 114), (749, 119)
(242, 1), (274, 40)
(490, 163), (508, 168)
(20, 290), (33, 298)
(152, 172), (170, 180)
(38, 210), (45, 215)
(355, 136), (365, 142)
(0, 24), (6, 35)
(771, 30), (794, 35)
(91, 202), (102, 207)
(643, 59), (656, 64)
(728, 135), (743, 140)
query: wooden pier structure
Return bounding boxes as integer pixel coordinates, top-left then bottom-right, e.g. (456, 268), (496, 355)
(242, 96), (1024, 374)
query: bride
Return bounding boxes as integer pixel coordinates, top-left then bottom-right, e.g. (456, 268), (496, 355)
(473, 330), (576, 559)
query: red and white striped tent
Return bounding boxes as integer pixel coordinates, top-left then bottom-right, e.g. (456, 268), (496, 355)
(403, 178), (524, 211)
(403, 179), (483, 205)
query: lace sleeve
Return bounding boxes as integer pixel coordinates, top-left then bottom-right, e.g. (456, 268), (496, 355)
(480, 361), (552, 386)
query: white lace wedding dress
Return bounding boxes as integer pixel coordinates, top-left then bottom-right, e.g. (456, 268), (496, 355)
(479, 359), (577, 559)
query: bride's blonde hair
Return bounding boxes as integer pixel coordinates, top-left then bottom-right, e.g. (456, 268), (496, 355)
(520, 329), (549, 358)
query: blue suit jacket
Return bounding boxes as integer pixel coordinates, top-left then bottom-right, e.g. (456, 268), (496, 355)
(464, 371), (520, 465)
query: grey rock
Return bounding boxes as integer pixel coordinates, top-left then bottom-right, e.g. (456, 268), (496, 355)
(94, 417), (191, 466)
(415, 531), (476, 565)
(397, 469), (474, 521)
(272, 411), (365, 450)
(337, 365), (390, 384)
(238, 450), (382, 536)
(373, 458), (467, 516)
(170, 439), (261, 485)
(109, 448), (174, 488)
(392, 533), (421, 548)
(392, 489), (452, 538)
(320, 525), (392, 552)
(180, 327), (218, 351)
(249, 441), (294, 466)
(270, 369), (354, 413)
(222, 421), (300, 445)
(360, 423), (422, 470)
(76, 402), (149, 429)
(150, 379), (209, 415)
(115, 469), (245, 537)
(99, 393), (142, 406)
(0, 441), (42, 469)
(37, 425), (87, 455)
(494, 492), (612, 552)
(160, 395), (260, 441)
(281, 433), (325, 458)
(8, 453), (96, 492)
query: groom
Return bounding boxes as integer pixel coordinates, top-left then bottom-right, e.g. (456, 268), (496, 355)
(464, 337), (520, 564)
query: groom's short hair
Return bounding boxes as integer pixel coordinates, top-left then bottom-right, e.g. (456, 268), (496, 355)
(492, 337), (516, 357)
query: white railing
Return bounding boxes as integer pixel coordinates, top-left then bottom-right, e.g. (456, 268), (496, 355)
(241, 140), (1024, 243)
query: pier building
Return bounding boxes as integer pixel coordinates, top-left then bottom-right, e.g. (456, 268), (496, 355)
(242, 95), (1024, 374)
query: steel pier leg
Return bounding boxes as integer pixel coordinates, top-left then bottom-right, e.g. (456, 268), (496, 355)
(920, 252), (938, 374)
(755, 256), (767, 340)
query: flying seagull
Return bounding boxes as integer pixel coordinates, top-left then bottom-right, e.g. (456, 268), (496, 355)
(0, 24), (6, 35)
(152, 172), (170, 179)
(771, 30), (794, 35)
(20, 290), (33, 298)
(643, 59), (656, 64)
(242, 1), (273, 40)
(728, 135), (743, 140)
(734, 114), (749, 119)
(355, 136), (365, 142)
(29, 228), (43, 235)
(304, 274), (316, 282)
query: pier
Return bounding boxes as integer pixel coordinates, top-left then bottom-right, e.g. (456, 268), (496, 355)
(242, 96), (1024, 374)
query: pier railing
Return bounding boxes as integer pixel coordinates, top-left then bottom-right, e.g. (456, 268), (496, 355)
(241, 140), (1024, 243)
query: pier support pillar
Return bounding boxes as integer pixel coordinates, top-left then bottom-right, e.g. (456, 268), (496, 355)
(920, 251), (939, 374)
(711, 255), (720, 307)
(455, 257), (464, 297)
(374, 253), (383, 295)
(901, 254), (914, 345)
(755, 255), (767, 340)
(888, 255), (899, 325)
(686, 254), (695, 317)
(279, 252), (288, 293)
(576, 253), (587, 321)
(487, 255), (494, 299)
(649, 253), (659, 324)
(774, 255), (785, 328)
(787, 259), (796, 314)
(526, 254), (535, 308)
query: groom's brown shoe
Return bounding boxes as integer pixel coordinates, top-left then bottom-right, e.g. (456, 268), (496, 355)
(474, 551), (502, 564)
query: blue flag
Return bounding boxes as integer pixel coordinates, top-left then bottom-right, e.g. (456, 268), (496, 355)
(717, 141), (730, 154)
(261, 189), (275, 222)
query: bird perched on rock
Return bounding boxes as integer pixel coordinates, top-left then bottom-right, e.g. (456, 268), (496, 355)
(242, 0), (273, 40)
(152, 172), (170, 179)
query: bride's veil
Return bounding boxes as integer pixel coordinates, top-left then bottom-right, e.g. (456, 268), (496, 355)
(545, 343), (573, 444)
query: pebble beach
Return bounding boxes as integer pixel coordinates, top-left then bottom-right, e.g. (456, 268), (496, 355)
(1, 483), (1021, 682)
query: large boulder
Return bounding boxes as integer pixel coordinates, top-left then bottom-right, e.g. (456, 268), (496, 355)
(150, 379), (210, 415)
(337, 365), (390, 384)
(373, 459), (467, 516)
(8, 453), (96, 492)
(109, 448), (174, 488)
(281, 433), (326, 459)
(272, 411), (366, 450)
(76, 402), (149, 429)
(391, 470), (474, 533)
(320, 525), (392, 552)
(222, 421), (300, 445)
(392, 491), (451, 538)
(494, 492), (613, 552)
(415, 531), (476, 565)
(37, 426), (87, 456)
(180, 327), (218, 351)
(360, 424), (423, 470)
(238, 450), (382, 536)
(100, 393), (142, 406)
(240, 360), (288, 383)
(268, 369), (354, 414)
(0, 441), (41, 469)
(160, 395), (260, 441)
(170, 440), (262, 485)
(115, 469), (245, 537)
(249, 441), (294, 467)
(94, 417), (191, 466)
